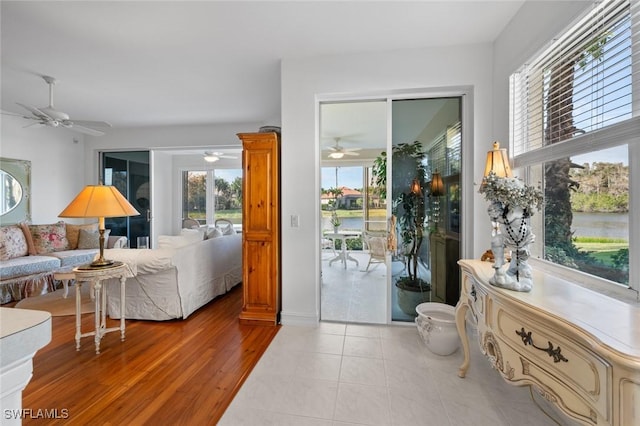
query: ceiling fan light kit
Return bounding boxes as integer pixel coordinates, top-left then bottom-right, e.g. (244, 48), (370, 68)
(325, 137), (362, 159)
(203, 151), (237, 162)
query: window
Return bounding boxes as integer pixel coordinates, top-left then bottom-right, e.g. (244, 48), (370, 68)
(182, 169), (242, 226)
(510, 0), (638, 292)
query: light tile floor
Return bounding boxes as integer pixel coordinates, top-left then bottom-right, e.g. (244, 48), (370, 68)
(220, 322), (576, 426)
(321, 251), (387, 324)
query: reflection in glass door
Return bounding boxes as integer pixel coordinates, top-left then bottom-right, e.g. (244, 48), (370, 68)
(101, 151), (150, 248)
(391, 98), (461, 321)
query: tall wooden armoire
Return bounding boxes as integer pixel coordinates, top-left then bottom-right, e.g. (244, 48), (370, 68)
(237, 132), (280, 325)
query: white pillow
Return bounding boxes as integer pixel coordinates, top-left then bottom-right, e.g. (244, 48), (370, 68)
(216, 225), (236, 236)
(157, 235), (195, 249)
(205, 226), (224, 239)
(181, 227), (206, 241)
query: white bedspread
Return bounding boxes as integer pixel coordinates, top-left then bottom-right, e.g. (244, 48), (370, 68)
(104, 233), (242, 320)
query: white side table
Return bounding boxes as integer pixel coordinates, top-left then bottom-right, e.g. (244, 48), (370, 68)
(73, 262), (130, 354)
(326, 230), (362, 269)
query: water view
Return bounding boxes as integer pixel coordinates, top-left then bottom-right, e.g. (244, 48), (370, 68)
(572, 212), (628, 240)
(326, 211), (629, 247)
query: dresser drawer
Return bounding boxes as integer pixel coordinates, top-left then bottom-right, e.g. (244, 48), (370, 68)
(494, 304), (611, 421)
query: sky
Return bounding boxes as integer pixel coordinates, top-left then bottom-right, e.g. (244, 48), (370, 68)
(321, 166), (363, 190)
(574, 145), (628, 167)
(215, 169), (242, 183)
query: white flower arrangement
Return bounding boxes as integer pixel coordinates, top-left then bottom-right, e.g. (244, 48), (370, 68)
(479, 171), (544, 216)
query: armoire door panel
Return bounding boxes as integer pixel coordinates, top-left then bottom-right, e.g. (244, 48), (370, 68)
(244, 149), (274, 232)
(243, 240), (275, 308)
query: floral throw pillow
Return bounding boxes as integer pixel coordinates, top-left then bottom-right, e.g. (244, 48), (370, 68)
(0, 225), (29, 260)
(29, 221), (69, 254)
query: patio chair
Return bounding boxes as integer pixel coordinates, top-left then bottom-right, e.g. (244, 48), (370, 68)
(321, 235), (337, 256)
(362, 230), (387, 271)
(182, 218), (200, 229)
(215, 218), (236, 235)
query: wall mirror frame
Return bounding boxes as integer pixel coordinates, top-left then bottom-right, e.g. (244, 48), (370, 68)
(0, 157), (31, 225)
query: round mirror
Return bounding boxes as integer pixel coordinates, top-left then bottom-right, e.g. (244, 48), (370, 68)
(0, 169), (23, 215)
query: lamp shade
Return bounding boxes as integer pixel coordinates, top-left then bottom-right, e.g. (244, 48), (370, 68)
(59, 185), (139, 268)
(430, 170), (444, 197)
(483, 141), (513, 178)
(59, 185), (140, 221)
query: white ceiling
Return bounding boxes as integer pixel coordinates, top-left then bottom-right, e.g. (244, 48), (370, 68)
(1, 1), (525, 133)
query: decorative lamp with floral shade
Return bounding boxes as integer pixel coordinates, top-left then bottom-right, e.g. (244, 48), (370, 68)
(479, 142), (543, 292)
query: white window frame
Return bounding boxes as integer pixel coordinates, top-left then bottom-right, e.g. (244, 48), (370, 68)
(509, 0), (639, 300)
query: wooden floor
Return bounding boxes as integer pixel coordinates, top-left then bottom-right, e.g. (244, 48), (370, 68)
(20, 284), (280, 425)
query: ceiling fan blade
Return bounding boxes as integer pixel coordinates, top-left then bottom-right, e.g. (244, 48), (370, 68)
(344, 151), (360, 156)
(1, 109), (30, 118)
(220, 155), (238, 159)
(327, 146), (338, 151)
(23, 122), (45, 129)
(16, 102), (53, 121)
(69, 125), (106, 136)
(345, 147), (362, 152)
(71, 120), (112, 129)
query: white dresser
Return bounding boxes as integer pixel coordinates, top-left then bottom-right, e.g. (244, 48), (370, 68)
(456, 259), (639, 426)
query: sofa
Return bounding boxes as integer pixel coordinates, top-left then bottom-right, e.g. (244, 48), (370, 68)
(0, 221), (127, 304)
(103, 228), (242, 321)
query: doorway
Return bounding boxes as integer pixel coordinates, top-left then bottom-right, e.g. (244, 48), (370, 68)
(101, 151), (150, 248)
(318, 95), (463, 324)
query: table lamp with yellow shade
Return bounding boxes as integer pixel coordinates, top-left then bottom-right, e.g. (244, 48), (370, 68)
(59, 185), (139, 268)
(481, 141), (513, 263)
(483, 141), (512, 179)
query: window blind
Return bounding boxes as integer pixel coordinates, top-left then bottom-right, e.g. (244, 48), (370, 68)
(511, 0), (639, 156)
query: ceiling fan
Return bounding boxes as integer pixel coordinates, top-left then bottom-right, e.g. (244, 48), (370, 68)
(203, 151), (238, 162)
(326, 137), (361, 159)
(2, 75), (112, 136)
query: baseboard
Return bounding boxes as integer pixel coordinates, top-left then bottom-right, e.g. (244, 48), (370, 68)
(280, 310), (318, 326)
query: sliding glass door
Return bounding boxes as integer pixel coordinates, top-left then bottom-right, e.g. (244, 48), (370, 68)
(101, 151), (150, 248)
(319, 95), (463, 324)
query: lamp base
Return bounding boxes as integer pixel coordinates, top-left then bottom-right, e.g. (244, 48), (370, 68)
(77, 261), (123, 271)
(90, 258), (115, 268)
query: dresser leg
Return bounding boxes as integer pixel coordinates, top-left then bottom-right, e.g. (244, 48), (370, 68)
(456, 301), (470, 378)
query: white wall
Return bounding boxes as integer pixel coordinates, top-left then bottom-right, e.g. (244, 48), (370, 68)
(280, 45), (494, 325)
(0, 116), (87, 224)
(151, 150), (173, 242)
